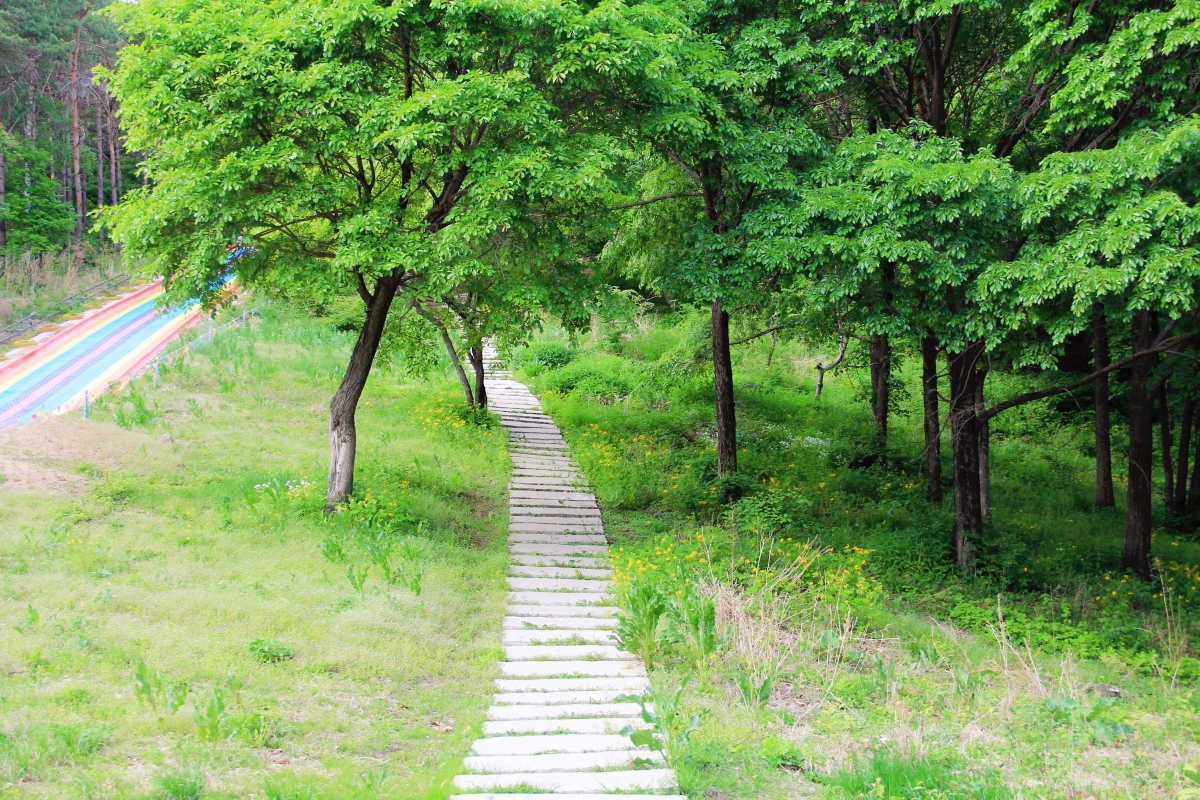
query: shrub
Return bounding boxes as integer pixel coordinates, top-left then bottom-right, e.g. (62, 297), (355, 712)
(247, 638), (295, 663)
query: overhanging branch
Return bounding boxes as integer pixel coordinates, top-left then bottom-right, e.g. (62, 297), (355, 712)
(980, 333), (1200, 422)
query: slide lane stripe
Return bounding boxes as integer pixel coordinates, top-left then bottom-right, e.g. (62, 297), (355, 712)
(0, 305), (166, 426)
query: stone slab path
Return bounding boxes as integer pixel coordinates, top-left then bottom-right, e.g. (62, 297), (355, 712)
(448, 349), (684, 800)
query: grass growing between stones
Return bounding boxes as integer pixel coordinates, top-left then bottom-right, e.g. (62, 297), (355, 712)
(512, 313), (1200, 799)
(0, 306), (510, 799)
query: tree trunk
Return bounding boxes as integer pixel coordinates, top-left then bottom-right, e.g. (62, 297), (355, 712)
(977, 372), (990, 518)
(69, 22), (86, 259)
(1124, 310), (1155, 580)
(1159, 382), (1174, 512)
(105, 87), (119, 205)
(95, 99), (104, 238)
(712, 298), (737, 475)
(467, 346), (487, 409)
(1093, 305), (1115, 507)
(922, 336), (942, 503)
(326, 275), (401, 510)
(869, 333), (890, 446)
(947, 342), (984, 571)
(1191, 420), (1200, 510)
(1174, 396), (1193, 512)
(440, 327), (473, 405)
(0, 147), (7, 267)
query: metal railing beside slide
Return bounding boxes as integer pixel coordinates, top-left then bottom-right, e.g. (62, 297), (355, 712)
(0, 273), (131, 348)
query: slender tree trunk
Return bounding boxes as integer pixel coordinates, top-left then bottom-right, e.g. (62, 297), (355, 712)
(947, 342), (985, 571)
(1093, 305), (1115, 507)
(467, 346), (487, 409)
(712, 298), (737, 475)
(922, 336), (943, 503)
(1124, 310), (1155, 579)
(440, 327), (473, 405)
(327, 275), (401, 510)
(22, 60), (34, 217)
(95, 100), (104, 239)
(977, 372), (990, 518)
(1190, 420), (1200, 510)
(766, 311), (778, 368)
(869, 333), (890, 446)
(69, 23), (86, 260)
(0, 147), (7, 269)
(1159, 382), (1175, 512)
(105, 87), (119, 205)
(1174, 396), (1193, 512)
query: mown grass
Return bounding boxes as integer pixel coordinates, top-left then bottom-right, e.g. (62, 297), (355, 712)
(0, 305), (510, 799)
(510, 311), (1200, 799)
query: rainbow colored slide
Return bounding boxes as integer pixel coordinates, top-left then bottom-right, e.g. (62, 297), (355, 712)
(0, 280), (204, 428)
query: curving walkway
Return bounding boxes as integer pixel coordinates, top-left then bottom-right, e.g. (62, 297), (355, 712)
(449, 350), (683, 799)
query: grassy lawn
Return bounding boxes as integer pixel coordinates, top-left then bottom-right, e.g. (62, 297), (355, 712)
(511, 314), (1200, 799)
(0, 307), (510, 799)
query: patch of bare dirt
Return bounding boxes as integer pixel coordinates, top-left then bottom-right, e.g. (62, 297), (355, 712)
(0, 454), (85, 493)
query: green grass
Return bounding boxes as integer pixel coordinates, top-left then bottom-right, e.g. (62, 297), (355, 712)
(509, 311), (1200, 799)
(0, 306), (510, 798)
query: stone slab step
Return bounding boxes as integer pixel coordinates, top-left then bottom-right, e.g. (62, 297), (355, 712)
(510, 555), (610, 568)
(502, 629), (616, 645)
(509, 544), (608, 556)
(505, 644), (630, 661)
(492, 689), (632, 705)
(509, 506), (601, 517)
(510, 523), (605, 534)
(507, 578), (608, 592)
(508, 535), (608, 546)
(487, 702), (641, 720)
(462, 749), (663, 774)
(507, 592), (613, 607)
(451, 768), (676, 793)
(451, 795), (684, 800)
(509, 490), (595, 501)
(511, 517), (603, 529)
(506, 604), (616, 617)
(495, 678), (649, 693)
(508, 566), (612, 579)
(498, 660), (646, 678)
(480, 717), (650, 736)
(504, 616), (617, 629)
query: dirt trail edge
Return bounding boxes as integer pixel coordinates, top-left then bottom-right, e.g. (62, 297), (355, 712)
(448, 347), (683, 799)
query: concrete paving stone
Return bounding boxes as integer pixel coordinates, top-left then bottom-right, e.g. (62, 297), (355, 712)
(462, 749), (662, 774)
(506, 577), (609, 592)
(508, 536), (608, 548)
(486, 702), (641, 720)
(511, 470), (578, 479)
(479, 717), (651, 736)
(451, 768), (676, 793)
(508, 506), (600, 516)
(508, 543), (608, 556)
(509, 491), (596, 502)
(451, 795), (684, 800)
(502, 629), (616, 645)
(506, 591), (614, 606)
(510, 523), (604, 534)
(504, 644), (631, 661)
(467, 734), (638, 757)
(503, 616), (617, 629)
(498, 660), (646, 678)
(505, 604), (616, 617)
(508, 566), (612, 579)
(491, 689), (633, 705)
(509, 555), (609, 568)
(510, 518), (604, 529)
(494, 677), (649, 693)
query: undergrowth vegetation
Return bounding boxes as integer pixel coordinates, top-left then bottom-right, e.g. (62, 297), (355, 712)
(0, 305), (510, 798)
(509, 309), (1200, 799)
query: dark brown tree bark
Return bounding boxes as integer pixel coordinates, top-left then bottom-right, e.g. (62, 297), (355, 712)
(1191, 421), (1200, 510)
(921, 336), (943, 503)
(712, 298), (737, 475)
(440, 327), (474, 406)
(1093, 305), (1115, 507)
(0, 146), (7, 266)
(467, 346), (487, 409)
(869, 333), (891, 445)
(94, 99), (104, 237)
(977, 373), (990, 518)
(1159, 382), (1174, 511)
(327, 274), (402, 510)
(1124, 310), (1155, 579)
(104, 86), (119, 205)
(1174, 396), (1193, 512)
(69, 21), (86, 258)
(947, 341), (985, 570)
